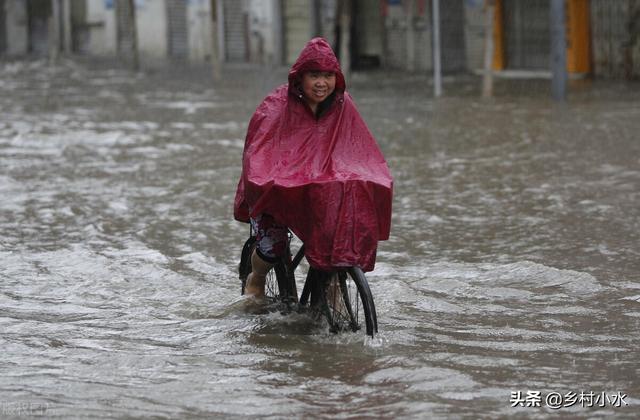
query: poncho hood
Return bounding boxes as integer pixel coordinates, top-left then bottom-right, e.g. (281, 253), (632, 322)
(287, 37), (346, 95)
(234, 37), (393, 272)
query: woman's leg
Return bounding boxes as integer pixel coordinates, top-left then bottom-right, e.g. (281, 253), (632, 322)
(245, 213), (288, 297)
(244, 250), (273, 297)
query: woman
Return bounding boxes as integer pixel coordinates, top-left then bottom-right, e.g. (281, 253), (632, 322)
(234, 37), (393, 297)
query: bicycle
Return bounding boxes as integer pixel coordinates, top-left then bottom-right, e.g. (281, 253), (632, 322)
(239, 229), (379, 338)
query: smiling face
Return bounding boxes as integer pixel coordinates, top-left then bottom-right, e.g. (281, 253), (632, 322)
(301, 71), (336, 112)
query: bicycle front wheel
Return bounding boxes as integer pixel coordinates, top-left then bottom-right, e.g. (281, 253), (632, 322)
(301, 267), (378, 337)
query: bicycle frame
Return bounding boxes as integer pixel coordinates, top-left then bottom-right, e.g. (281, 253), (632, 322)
(239, 228), (378, 337)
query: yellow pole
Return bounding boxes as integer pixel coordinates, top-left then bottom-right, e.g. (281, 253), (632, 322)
(566, 0), (591, 74)
(492, 0), (505, 70)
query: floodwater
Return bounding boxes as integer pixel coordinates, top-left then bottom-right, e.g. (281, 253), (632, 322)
(1, 59), (639, 418)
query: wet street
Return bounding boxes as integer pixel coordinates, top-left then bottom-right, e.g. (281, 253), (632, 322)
(1, 58), (639, 418)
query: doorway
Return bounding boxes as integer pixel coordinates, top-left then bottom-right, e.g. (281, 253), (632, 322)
(503, 0), (550, 69)
(166, 0), (188, 59)
(27, 0), (52, 55)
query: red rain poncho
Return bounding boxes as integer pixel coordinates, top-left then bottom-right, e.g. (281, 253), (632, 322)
(234, 38), (392, 272)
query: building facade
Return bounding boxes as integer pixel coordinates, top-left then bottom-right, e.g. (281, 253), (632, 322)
(1, 0), (639, 79)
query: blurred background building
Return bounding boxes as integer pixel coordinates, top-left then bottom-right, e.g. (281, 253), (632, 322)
(0, 0), (639, 79)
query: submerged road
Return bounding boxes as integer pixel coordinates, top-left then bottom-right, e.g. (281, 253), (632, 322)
(1, 59), (639, 418)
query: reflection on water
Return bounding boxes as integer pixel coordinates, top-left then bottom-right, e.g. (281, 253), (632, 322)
(1, 60), (639, 418)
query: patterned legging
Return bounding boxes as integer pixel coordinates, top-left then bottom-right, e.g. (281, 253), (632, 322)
(250, 213), (288, 263)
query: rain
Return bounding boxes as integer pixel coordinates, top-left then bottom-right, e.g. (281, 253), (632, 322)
(2, 0), (640, 418)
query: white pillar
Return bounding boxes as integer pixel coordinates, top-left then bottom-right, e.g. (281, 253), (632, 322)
(431, 0), (442, 97)
(272, 0), (283, 65)
(62, 0), (72, 53)
(49, 0), (61, 63)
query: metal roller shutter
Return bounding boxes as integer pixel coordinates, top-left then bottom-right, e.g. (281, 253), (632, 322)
(439, 0), (466, 72)
(116, 0), (136, 58)
(0, 0), (6, 55)
(223, 0), (247, 62)
(166, 0), (188, 59)
(503, 0), (550, 70)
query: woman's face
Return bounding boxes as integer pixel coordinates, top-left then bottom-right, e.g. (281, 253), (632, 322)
(301, 71), (336, 107)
